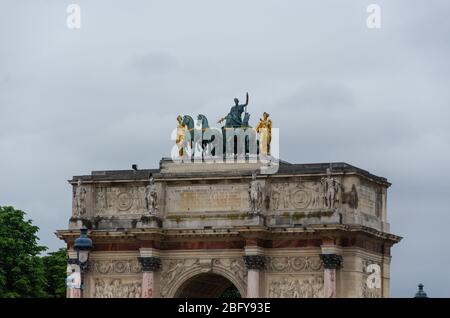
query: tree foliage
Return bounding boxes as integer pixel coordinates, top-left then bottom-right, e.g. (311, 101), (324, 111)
(0, 206), (48, 297)
(42, 248), (67, 298)
(0, 206), (67, 298)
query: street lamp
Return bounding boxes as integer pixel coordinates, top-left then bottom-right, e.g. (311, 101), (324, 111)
(66, 227), (93, 298)
(74, 227), (93, 272)
(414, 283), (428, 298)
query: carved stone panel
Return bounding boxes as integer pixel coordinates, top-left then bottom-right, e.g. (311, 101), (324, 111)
(145, 176), (161, 215)
(267, 275), (324, 298)
(72, 182), (92, 217)
(166, 184), (248, 214)
(94, 186), (147, 216)
(92, 278), (141, 298)
(248, 176), (266, 214)
(266, 256), (323, 272)
(89, 259), (142, 275)
(269, 182), (323, 213)
(160, 259), (200, 297)
(213, 258), (247, 289)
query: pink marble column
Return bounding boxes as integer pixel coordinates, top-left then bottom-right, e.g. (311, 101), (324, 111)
(247, 270), (260, 298)
(138, 257), (161, 298)
(244, 255), (265, 298)
(323, 268), (336, 298)
(142, 271), (155, 298)
(69, 288), (81, 298)
(320, 254), (342, 298)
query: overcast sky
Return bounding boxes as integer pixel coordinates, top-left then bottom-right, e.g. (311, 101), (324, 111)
(1, 0), (449, 297)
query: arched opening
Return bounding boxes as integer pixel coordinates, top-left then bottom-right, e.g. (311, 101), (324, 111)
(175, 273), (241, 298)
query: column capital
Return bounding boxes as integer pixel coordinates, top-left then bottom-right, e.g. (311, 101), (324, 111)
(320, 253), (343, 269)
(243, 255), (266, 270)
(138, 256), (161, 272)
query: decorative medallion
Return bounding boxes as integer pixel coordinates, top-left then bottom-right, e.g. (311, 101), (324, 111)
(117, 191), (133, 211)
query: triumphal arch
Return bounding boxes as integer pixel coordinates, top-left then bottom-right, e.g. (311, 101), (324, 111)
(57, 95), (401, 298)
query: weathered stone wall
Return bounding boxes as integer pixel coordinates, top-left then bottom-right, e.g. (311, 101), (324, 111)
(338, 248), (390, 298)
(69, 173), (389, 232)
(84, 252), (142, 298)
(263, 248), (324, 298)
(62, 160), (398, 298)
(81, 248), (388, 298)
(82, 250), (248, 298)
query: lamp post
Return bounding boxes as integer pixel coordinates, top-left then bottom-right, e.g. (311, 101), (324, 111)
(414, 283), (428, 298)
(72, 227), (93, 297)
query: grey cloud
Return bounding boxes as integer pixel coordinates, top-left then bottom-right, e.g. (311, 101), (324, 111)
(280, 81), (357, 111)
(129, 51), (180, 76)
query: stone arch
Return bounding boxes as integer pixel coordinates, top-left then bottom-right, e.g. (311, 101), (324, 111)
(175, 273), (237, 298)
(163, 263), (246, 298)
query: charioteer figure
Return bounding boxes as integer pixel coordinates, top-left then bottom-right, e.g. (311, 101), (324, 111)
(218, 92), (250, 128)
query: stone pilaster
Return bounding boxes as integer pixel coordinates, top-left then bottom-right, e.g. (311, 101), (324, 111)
(320, 254), (343, 298)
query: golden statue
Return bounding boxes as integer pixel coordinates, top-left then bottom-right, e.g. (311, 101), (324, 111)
(176, 115), (186, 157)
(255, 112), (272, 155)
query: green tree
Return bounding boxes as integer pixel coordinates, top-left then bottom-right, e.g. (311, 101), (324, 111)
(42, 248), (67, 298)
(0, 206), (47, 297)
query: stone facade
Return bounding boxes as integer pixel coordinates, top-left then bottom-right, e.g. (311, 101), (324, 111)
(57, 159), (401, 298)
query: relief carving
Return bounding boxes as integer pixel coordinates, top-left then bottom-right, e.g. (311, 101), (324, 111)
(95, 186), (146, 215)
(73, 179), (88, 217)
(248, 172), (264, 214)
(145, 175), (159, 214)
(89, 259), (142, 274)
(106, 187), (116, 210)
(270, 182), (322, 212)
(341, 184), (358, 209)
(213, 258), (247, 288)
(117, 191), (133, 211)
(320, 168), (341, 209)
(135, 186), (146, 211)
(268, 276), (324, 298)
(96, 187), (107, 214)
(266, 256), (323, 272)
(93, 278), (141, 298)
(160, 259), (200, 297)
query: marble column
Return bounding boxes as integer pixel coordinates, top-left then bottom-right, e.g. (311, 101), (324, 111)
(138, 256), (161, 298)
(69, 287), (81, 298)
(320, 254), (343, 298)
(243, 255), (265, 298)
